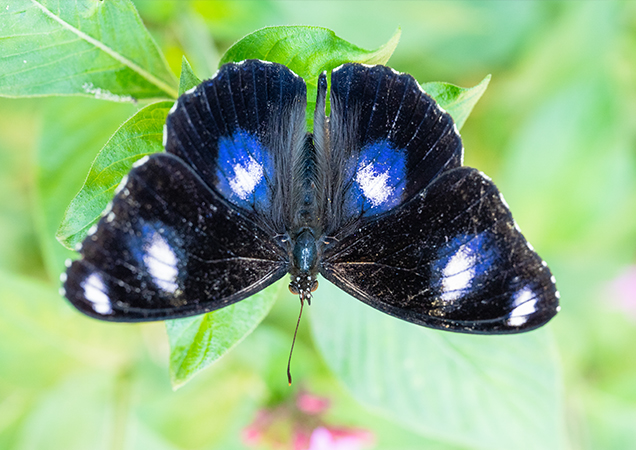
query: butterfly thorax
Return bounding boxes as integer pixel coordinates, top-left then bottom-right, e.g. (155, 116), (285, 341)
(288, 228), (320, 302)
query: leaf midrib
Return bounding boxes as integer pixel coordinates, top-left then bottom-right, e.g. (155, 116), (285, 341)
(29, 0), (178, 98)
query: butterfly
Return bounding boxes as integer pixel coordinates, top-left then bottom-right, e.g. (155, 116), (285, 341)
(61, 59), (560, 335)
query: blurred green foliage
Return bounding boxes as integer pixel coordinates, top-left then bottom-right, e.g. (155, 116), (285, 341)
(1, 1), (635, 449)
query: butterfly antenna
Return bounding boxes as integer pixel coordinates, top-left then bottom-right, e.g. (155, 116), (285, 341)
(287, 295), (306, 386)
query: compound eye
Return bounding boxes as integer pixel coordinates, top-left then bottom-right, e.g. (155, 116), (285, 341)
(289, 284), (299, 295)
(310, 280), (319, 292)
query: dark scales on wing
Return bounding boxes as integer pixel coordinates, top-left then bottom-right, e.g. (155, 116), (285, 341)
(63, 60), (559, 345)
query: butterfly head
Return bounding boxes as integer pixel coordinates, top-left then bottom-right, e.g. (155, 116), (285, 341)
(289, 274), (318, 303)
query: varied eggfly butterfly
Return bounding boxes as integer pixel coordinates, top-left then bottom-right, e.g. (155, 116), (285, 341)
(62, 60), (559, 341)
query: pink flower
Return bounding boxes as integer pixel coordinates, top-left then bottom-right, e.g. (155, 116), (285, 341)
(608, 266), (636, 319)
(308, 427), (374, 450)
(296, 391), (331, 415)
(242, 390), (374, 450)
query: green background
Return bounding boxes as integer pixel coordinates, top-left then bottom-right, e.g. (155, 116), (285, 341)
(1, 1), (635, 449)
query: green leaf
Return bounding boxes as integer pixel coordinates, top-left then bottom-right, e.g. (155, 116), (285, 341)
(178, 56), (202, 96)
(0, 269), (140, 388)
(173, 11), (220, 80)
(310, 280), (566, 450)
(219, 26), (401, 127)
(422, 75), (491, 130)
(56, 101), (171, 250)
(0, 0), (178, 100)
(34, 98), (135, 280)
(220, 25), (400, 70)
(167, 282), (283, 389)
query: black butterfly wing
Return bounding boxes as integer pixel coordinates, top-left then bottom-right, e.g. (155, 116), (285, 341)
(316, 63), (462, 237)
(63, 60), (309, 321)
(63, 154), (288, 322)
(165, 59), (307, 233)
(320, 168), (559, 333)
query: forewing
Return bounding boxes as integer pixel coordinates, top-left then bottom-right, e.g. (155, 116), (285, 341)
(320, 63), (462, 236)
(320, 168), (559, 334)
(63, 154), (288, 322)
(165, 60), (307, 233)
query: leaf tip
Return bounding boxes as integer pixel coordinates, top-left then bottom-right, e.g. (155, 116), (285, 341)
(360, 28), (401, 66)
(479, 73), (492, 90)
(178, 56), (202, 96)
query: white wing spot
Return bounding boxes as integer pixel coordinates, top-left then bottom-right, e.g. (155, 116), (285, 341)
(59, 272), (67, 283)
(82, 273), (113, 314)
(162, 124), (168, 147)
(506, 287), (537, 327)
(478, 171), (492, 182)
(229, 155), (263, 200)
(114, 175), (129, 195)
(169, 101), (178, 115)
(332, 64), (346, 73)
(133, 155), (150, 168)
(441, 244), (476, 302)
(144, 233), (179, 293)
(355, 163), (393, 206)
(102, 201), (113, 216)
(499, 192), (510, 209)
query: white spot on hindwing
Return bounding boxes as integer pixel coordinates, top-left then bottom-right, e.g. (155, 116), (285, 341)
(441, 242), (477, 302)
(82, 273), (113, 315)
(229, 155), (264, 200)
(143, 232), (179, 293)
(506, 287), (538, 327)
(355, 163), (393, 207)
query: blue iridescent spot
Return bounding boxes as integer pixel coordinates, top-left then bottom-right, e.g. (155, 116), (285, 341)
(214, 130), (272, 211)
(433, 232), (499, 302)
(345, 140), (407, 217)
(128, 223), (185, 294)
